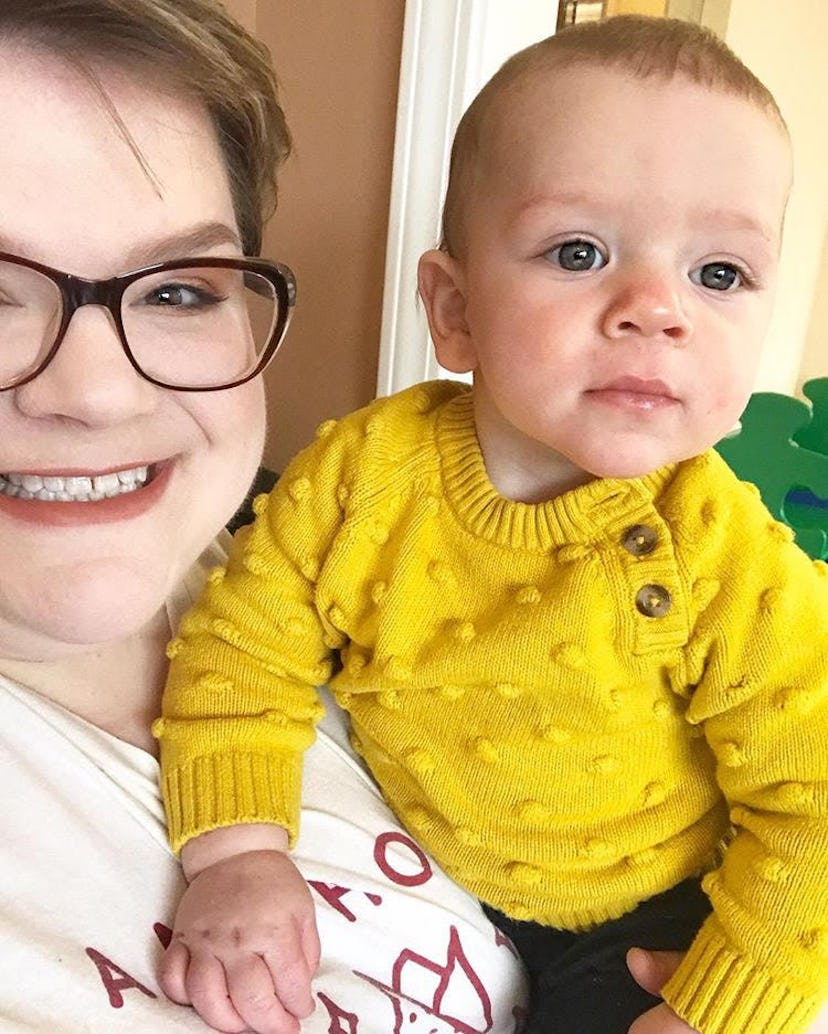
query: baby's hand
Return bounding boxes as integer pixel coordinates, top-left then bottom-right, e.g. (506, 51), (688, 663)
(628, 1002), (698, 1033)
(160, 844), (319, 1033)
(626, 949), (698, 1033)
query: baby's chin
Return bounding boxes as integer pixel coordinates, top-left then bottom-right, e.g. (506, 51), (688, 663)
(581, 446), (710, 482)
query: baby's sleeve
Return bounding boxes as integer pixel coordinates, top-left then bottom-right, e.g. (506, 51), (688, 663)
(156, 420), (355, 855)
(663, 495), (828, 1034)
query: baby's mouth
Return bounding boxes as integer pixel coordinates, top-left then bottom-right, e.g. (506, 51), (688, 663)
(0, 464), (153, 502)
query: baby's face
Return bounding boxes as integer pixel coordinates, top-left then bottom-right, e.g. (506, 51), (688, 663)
(452, 67), (791, 497)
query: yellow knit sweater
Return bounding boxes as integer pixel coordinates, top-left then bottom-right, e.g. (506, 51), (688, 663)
(159, 381), (828, 1034)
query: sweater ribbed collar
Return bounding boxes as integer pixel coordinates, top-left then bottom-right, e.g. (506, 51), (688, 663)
(435, 388), (679, 552)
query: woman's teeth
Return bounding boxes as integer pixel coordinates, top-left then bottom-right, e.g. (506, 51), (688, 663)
(0, 466), (150, 502)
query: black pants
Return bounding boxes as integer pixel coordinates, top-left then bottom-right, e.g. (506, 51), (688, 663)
(485, 878), (711, 1034)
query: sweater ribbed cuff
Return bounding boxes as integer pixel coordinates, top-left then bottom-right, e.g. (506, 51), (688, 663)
(662, 919), (820, 1034)
(161, 751), (303, 855)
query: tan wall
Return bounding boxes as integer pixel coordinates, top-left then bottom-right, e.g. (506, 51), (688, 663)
(724, 0), (828, 393)
(227, 0), (255, 31)
(801, 230), (828, 386)
(225, 1), (405, 472)
(606, 0), (667, 16)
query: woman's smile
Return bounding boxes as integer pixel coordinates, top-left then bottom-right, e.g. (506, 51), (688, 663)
(0, 460), (172, 526)
(0, 462), (152, 501)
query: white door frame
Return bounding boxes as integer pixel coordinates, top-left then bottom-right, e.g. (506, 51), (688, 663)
(376, 0), (559, 397)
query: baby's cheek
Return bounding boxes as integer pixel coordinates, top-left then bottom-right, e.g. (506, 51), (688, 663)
(710, 355), (756, 411)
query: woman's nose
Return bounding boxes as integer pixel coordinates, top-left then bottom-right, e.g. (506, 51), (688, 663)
(12, 306), (159, 426)
(601, 270), (692, 343)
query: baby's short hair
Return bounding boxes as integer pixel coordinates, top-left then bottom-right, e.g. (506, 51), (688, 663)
(441, 14), (784, 256)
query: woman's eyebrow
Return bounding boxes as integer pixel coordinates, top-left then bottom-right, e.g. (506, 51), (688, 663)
(121, 222), (245, 267)
(0, 232), (29, 255)
(0, 222), (244, 269)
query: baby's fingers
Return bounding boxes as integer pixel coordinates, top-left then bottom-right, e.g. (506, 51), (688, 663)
(263, 942), (316, 1021)
(158, 939), (193, 1004)
(301, 911), (321, 974)
(226, 953), (301, 1034)
(185, 952), (248, 1033)
(626, 947), (685, 996)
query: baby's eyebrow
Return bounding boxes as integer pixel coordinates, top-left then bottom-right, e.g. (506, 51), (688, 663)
(505, 192), (615, 235)
(512, 191), (605, 218)
(689, 206), (775, 243)
(508, 196), (777, 249)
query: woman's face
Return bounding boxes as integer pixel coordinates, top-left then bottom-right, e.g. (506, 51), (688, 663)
(0, 45), (267, 660)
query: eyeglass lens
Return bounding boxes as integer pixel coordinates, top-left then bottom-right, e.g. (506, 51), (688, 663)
(0, 260), (281, 390)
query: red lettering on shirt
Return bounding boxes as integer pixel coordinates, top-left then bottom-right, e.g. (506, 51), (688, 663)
(153, 922), (173, 949)
(310, 882), (385, 921)
(493, 927), (520, 960)
(310, 882), (360, 922)
(317, 990), (360, 1033)
(356, 925), (493, 1033)
(373, 831), (433, 887)
(84, 947), (157, 1008)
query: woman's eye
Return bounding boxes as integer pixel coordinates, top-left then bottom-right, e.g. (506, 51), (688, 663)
(692, 262), (743, 292)
(546, 240), (606, 272)
(145, 283), (221, 308)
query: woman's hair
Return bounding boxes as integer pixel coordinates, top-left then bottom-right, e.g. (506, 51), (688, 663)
(0, 0), (291, 255)
(441, 14), (786, 256)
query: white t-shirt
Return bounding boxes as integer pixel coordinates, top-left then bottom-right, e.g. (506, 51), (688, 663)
(0, 542), (527, 1032)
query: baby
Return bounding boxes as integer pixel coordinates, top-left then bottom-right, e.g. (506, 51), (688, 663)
(156, 15), (828, 1034)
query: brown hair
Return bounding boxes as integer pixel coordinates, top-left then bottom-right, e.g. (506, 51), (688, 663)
(441, 14), (785, 256)
(0, 0), (291, 255)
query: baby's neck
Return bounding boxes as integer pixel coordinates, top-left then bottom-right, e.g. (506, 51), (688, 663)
(0, 608), (170, 754)
(473, 415), (594, 504)
(470, 383), (596, 503)
(487, 447), (595, 503)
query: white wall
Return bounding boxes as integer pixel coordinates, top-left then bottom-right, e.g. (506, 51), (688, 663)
(377, 0), (558, 396)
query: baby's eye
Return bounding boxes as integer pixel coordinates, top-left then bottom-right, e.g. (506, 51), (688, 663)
(691, 262), (743, 292)
(545, 240), (606, 272)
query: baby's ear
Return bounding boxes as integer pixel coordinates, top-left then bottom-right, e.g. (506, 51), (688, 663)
(417, 250), (477, 373)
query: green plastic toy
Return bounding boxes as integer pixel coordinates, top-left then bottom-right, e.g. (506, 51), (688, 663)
(715, 377), (828, 561)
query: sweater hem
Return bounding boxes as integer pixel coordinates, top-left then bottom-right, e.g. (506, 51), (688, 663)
(162, 752), (302, 855)
(662, 919), (820, 1034)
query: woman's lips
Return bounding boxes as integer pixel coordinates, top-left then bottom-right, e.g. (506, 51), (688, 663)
(0, 462), (172, 526)
(586, 377), (679, 411)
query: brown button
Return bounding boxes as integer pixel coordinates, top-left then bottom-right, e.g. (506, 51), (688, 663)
(621, 524), (658, 556)
(635, 584), (672, 617)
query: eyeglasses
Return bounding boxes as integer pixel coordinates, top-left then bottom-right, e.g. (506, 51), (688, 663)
(0, 252), (296, 392)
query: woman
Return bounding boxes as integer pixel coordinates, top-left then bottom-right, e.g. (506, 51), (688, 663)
(0, 2), (526, 1031)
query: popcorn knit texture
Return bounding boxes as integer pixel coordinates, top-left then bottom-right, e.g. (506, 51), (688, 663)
(160, 381), (828, 1034)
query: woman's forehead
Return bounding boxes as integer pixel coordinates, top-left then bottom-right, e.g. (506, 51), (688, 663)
(0, 43), (237, 274)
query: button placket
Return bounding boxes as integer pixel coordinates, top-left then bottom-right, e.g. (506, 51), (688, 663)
(621, 524), (658, 557)
(618, 523), (672, 620)
(586, 486), (687, 654)
(635, 584), (673, 618)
